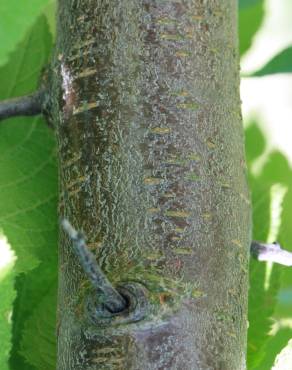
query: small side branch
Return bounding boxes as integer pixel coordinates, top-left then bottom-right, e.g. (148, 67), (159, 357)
(61, 219), (127, 313)
(0, 89), (45, 121)
(251, 241), (292, 267)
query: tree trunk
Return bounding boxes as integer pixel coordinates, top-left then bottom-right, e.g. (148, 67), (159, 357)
(50, 0), (251, 369)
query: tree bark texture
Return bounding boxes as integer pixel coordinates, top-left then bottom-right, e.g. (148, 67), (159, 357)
(51, 0), (251, 369)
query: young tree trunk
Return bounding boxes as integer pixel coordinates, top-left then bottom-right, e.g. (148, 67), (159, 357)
(50, 0), (251, 369)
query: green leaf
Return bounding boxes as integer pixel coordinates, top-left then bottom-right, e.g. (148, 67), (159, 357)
(0, 16), (56, 274)
(11, 258), (58, 370)
(239, 0), (262, 10)
(245, 122), (266, 164)
(0, 233), (16, 370)
(0, 0), (54, 66)
(272, 338), (292, 369)
(252, 47), (292, 76)
(20, 285), (57, 370)
(43, 1), (57, 38)
(257, 328), (292, 370)
(248, 261), (281, 369)
(0, 15), (58, 370)
(239, 0), (265, 56)
(245, 123), (282, 368)
(0, 18), (52, 100)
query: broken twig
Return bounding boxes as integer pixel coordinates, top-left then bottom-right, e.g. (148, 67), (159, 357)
(251, 241), (292, 267)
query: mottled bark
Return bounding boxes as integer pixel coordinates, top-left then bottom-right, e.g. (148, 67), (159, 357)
(50, 0), (251, 369)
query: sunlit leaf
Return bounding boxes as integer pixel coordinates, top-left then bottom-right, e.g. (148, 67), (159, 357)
(0, 15), (57, 370)
(20, 286), (57, 370)
(239, 0), (265, 56)
(252, 47), (292, 76)
(0, 0), (54, 66)
(0, 233), (16, 370)
(248, 261), (281, 369)
(257, 328), (292, 370)
(245, 123), (283, 368)
(0, 16), (56, 270)
(272, 338), (292, 370)
(239, 0), (262, 10)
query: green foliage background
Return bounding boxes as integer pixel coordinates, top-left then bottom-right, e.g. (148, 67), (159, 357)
(0, 0), (292, 369)
(0, 3), (57, 369)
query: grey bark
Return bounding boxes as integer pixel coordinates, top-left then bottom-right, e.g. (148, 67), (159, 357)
(50, 0), (251, 369)
(0, 90), (44, 121)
